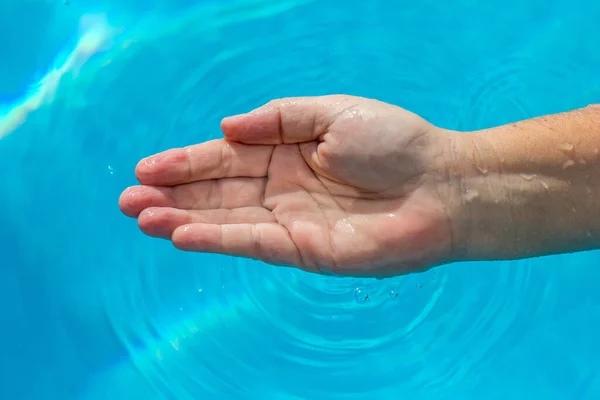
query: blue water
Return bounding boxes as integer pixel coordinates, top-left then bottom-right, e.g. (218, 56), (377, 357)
(1, 0), (600, 399)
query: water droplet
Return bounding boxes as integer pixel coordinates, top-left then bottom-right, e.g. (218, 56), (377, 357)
(463, 189), (479, 202)
(558, 143), (575, 153)
(389, 290), (399, 298)
(143, 156), (156, 167)
(520, 173), (537, 181)
(107, 165), (114, 175)
(562, 159), (576, 169)
(416, 283), (423, 289)
(354, 288), (370, 303)
(475, 165), (488, 175)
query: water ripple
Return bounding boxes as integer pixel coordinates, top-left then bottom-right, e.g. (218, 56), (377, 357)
(60, 1), (600, 399)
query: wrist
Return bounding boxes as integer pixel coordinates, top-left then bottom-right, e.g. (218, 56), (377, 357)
(444, 106), (600, 262)
(442, 129), (515, 262)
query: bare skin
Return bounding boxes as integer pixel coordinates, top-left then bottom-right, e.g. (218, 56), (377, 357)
(448, 104), (600, 261)
(118, 95), (600, 277)
(119, 95), (456, 277)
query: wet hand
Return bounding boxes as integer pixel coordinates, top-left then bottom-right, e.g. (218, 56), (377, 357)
(119, 95), (456, 277)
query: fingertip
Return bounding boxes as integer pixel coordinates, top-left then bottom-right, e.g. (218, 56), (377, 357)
(118, 185), (173, 217)
(172, 223), (221, 253)
(134, 155), (156, 183)
(220, 109), (281, 145)
(138, 207), (189, 239)
(171, 224), (197, 251)
(220, 114), (248, 140)
(135, 149), (188, 185)
(118, 186), (143, 217)
(220, 114), (244, 131)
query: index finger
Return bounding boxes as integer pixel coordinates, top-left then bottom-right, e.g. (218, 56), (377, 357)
(136, 139), (274, 186)
(220, 95), (357, 145)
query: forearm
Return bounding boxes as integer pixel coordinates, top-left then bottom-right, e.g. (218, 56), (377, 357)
(448, 104), (600, 261)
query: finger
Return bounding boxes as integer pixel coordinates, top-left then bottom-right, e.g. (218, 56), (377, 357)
(137, 207), (275, 239)
(119, 177), (265, 217)
(136, 139), (274, 186)
(171, 222), (312, 270)
(220, 95), (358, 145)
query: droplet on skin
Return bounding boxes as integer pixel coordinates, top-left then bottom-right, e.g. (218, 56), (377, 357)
(143, 156), (156, 167)
(334, 217), (356, 235)
(463, 189), (479, 202)
(389, 290), (399, 298)
(471, 145), (488, 175)
(520, 173), (537, 181)
(558, 143), (575, 153)
(562, 159), (576, 169)
(476, 165), (488, 175)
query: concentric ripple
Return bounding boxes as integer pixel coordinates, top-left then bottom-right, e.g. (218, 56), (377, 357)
(79, 1), (600, 397)
(78, 1), (600, 398)
(5, 0), (600, 399)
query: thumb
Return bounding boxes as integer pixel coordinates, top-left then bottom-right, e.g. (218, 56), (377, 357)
(220, 96), (343, 145)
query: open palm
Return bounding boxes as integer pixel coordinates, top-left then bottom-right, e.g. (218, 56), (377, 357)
(119, 95), (455, 276)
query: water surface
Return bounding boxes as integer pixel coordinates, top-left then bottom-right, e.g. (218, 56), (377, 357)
(1, 0), (600, 399)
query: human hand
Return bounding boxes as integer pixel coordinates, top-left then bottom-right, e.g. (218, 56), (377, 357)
(119, 95), (457, 277)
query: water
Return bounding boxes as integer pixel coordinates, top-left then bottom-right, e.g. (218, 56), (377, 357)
(1, 0), (600, 399)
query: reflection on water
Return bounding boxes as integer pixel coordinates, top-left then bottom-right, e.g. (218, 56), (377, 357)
(1, 0), (600, 399)
(0, 13), (118, 139)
